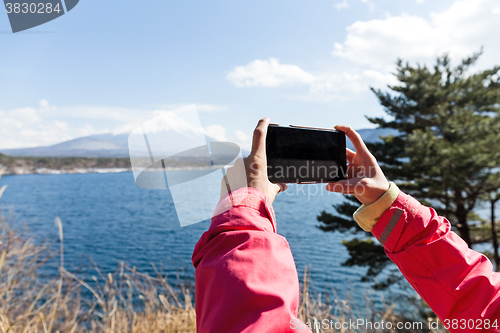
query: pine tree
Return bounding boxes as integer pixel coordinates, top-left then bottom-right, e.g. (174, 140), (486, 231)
(367, 51), (500, 246)
(483, 174), (500, 270)
(318, 51), (500, 284)
(317, 196), (398, 288)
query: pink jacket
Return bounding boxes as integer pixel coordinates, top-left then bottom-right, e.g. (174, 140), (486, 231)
(192, 187), (500, 332)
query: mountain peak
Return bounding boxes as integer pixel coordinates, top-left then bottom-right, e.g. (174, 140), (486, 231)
(0, 127), (399, 158)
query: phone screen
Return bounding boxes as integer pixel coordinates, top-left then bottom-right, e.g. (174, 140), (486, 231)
(266, 125), (346, 183)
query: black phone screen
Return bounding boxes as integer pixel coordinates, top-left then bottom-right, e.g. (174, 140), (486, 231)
(266, 125), (346, 183)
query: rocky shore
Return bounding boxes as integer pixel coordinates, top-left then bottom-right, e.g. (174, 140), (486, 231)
(0, 153), (131, 176)
(0, 153), (211, 176)
(1, 166), (132, 176)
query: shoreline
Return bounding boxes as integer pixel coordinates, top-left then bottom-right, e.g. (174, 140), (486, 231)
(0, 154), (217, 176)
(1, 166), (223, 176)
(1, 167), (132, 176)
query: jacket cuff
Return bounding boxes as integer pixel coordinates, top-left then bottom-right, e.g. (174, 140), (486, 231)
(353, 182), (400, 232)
(212, 187), (277, 232)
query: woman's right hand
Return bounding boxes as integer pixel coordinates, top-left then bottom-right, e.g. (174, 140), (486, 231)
(326, 125), (390, 205)
(220, 118), (286, 203)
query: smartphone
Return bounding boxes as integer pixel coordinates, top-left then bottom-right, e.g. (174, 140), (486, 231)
(266, 125), (346, 183)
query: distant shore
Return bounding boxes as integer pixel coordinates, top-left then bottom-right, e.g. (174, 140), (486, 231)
(0, 153), (210, 176)
(2, 167), (132, 176)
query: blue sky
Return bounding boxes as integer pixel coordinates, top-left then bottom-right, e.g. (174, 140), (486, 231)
(1, 0), (499, 150)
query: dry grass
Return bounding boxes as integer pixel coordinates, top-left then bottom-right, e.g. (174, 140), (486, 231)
(0, 171), (195, 333)
(0, 214), (196, 333)
(0, 220), (448, 333)
(297, 268), (448, 333)
(0, 172), (447, 332)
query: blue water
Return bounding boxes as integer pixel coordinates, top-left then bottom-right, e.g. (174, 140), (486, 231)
(0, 172), (374, 300)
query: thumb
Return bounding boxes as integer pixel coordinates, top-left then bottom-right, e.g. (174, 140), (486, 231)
(271, 183), (283, 196)
(276, 183), (288, 192)
(325, 177), (363, 194)
(250, 118), (270, 160)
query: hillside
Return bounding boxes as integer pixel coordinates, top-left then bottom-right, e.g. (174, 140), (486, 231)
(0, 127), (399, 175)
(0, 154), (209, 176)
(0, 133), (130, 158)
(0, 127), (398, 158)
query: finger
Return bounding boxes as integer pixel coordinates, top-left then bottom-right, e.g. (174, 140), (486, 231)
(347, 164), (357, 178)
(346, 148), (355, 164)
(250, 117), (270, 159)
(232, 157), (245, 170)
(277, 183), (288, 192)
(325, 177), (363, 194)
(335, 125), (369, 155)
(272, 183), (282, 196)
(222, 174), (231, 193)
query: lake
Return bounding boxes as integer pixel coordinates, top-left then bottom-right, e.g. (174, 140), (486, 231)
(0, 172), (378, 302)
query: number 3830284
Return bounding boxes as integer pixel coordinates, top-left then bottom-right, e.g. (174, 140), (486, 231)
(443, 319), (499, 330)
(5, 3), (62, 14)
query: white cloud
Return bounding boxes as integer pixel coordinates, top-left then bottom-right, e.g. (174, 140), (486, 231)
(202, 126), (251, 151)
(227, 57), (396, 99)
(334, 0), (375, 11)
(0, 102), (104, 149)
(0, 101), (229, 149)
(227, 58), (318, 88)
(234, 130), (252, 151)
(0, 102), (152, 149)
(227, 59), (396, 101)
(41, 105), (146, 122)
(39, 99), (50, 109)
(228, 0), (500, 102)
(8, 107), (42, 124)
(333, 0), (500, 71)
(334, 0), (349, 10)
(307, 70), (398, 99)
(160, 103), (228, 113)
(196, 104), (228, 112)
(204, 125), (228, 142)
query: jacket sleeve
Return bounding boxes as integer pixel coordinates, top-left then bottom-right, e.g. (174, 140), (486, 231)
(357, 184), (500, 332)
(192, 187), (312, 333)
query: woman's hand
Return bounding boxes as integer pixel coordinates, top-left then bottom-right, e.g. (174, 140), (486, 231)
(326, 125), (389, 205)
(220, 118), (286, 203)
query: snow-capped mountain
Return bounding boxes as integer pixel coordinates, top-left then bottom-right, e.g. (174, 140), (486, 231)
(0, 127), (399, 158)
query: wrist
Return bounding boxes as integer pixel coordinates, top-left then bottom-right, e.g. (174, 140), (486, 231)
(365, 181), (390, 205)
(214, 186), (277, 232)
(353, 182), (400, 232)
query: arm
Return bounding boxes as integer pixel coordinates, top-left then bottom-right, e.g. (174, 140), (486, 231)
(192, 187), (311, 333)
(360, 184), (500, 331)
(192, 118), (311, 333)
(328, 125), (500, 332)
